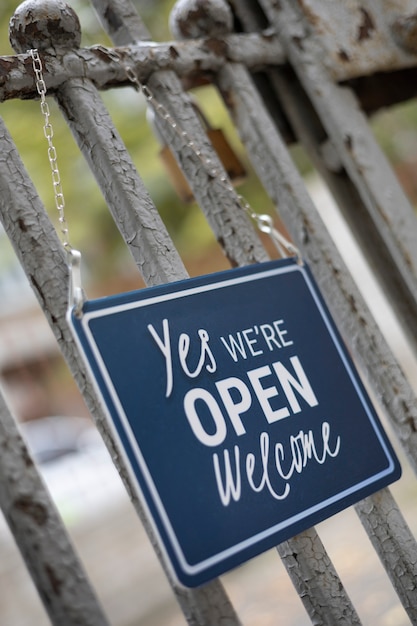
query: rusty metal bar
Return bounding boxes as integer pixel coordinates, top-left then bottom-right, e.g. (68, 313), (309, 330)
(0, 31), (284, 103)
(56, 77), (189, 287)
(0, 116), (95, 414)
(263, 65), (417, 357)
(258, 0), (417, 350)
(144, 70), (269, 267)
(356, 489), (417, 622)
(90, 0), (268, 269)
(7, 2), (246, 624)
(0, 120), (110, 622)
(277, 528), (361, 625)
(0, 110), (141, 527)
(0, 387), (110, 626)
(271, 0), (417, 82)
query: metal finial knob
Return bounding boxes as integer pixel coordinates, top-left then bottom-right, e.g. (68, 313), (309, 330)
(9, 0), (81, 54)
(169, 0), (233, 40)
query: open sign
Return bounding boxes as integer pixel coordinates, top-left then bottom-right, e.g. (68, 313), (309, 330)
(69, 258), (401, 587)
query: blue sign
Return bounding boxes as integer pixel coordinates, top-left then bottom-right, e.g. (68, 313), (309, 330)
(69, 258), (401, 587)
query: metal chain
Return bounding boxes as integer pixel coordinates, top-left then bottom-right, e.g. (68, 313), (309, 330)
(30, 49), (72, 251)
(96, 46), (300, 260)
(125, 66), (231, 182)
(30, 49), (84, 314)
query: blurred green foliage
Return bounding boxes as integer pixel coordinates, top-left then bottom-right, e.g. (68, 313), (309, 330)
(373, 100), (417, 164)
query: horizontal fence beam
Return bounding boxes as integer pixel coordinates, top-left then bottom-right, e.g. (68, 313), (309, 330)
(0, 31), (284, 103)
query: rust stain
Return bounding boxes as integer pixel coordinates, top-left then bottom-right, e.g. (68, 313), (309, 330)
(348, 294), (358, 314)
(301, 225), (310, 245)
(14, 495), (48, 526)
(404, 250), (413, 270)
(338, 49), (350, 63)
(406, 416), (417, 433)
(22, 446), (34, 469)
(0, 57), (19, 79)
(29, 273), (47, 309)
(168, 45), (179, 60)
(357, 7), (375, 42)
(204, 37), (228, 57)
(220, 86), (237, 115)
(302, 214), (315, 239)
(292, 35), (304, 51)
(175, 6), (210, 38)
(261, 29), (277, 41)
(218, 234), (239, 268)
(344, 134), (353, 151)
(104, 5), (123, 32)
(18, 217), (28, 232)
(44, 563), (63, 596)
(92, 46), (113, 62)
(296, 0), (319, 27)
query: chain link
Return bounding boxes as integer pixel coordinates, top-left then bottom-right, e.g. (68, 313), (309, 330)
(123, 63), (230, 185)
(30, 49), (72, 251)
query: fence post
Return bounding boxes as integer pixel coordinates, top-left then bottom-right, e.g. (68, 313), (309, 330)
(0, 387), (109, 625)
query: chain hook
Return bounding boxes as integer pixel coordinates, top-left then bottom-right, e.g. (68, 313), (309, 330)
(67, 248), (85, 317)
(251, 212), (302, 263)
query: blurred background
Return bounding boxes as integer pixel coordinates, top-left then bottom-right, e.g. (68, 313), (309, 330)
(1, 0), (417, 624)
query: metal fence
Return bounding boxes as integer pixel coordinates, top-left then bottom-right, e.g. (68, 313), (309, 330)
(1, 0), (417, 624)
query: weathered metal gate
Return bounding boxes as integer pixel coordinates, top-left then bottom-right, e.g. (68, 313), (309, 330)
(1, 0), (417, 624)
